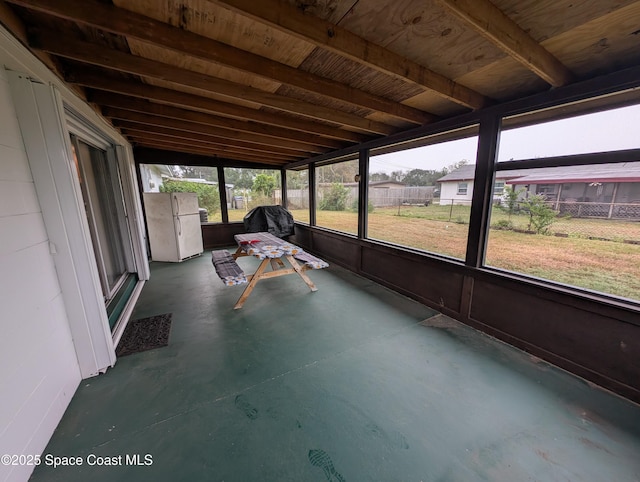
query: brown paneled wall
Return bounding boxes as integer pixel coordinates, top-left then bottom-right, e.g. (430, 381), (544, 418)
(290, 225), (640, 404)
(202, 222), (246, 249)
(467, 277), (640, 403)
(203, 222), (640, 404)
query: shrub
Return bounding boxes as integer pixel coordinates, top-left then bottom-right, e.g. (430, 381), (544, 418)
(500, 186), (525, 218)
(492, 219), (514, 230)
(522, 194), (557, 234)
(319, 183), (349, 211)
(246, 193), (273, 210)
(350, 198), (374, 213)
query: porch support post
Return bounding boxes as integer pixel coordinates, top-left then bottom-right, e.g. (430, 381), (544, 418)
(608, 182), (619, 219)
(218, 166), (229, 223)
(280, 167), (288, 208)
(309, 163), (316, 226)
(466, 112), (501, 267)
(357, 148), (369, 239)
(555, 184), (563, 210)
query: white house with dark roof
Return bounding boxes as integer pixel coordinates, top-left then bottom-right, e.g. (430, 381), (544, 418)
(437, 164), (478, 205)
(438, 162), (640, 218)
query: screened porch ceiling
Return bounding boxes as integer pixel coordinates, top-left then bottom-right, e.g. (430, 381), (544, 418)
(2, 0), (640, 168)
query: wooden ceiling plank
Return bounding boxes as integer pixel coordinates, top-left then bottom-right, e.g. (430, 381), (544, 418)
(0, 1), (29, 43)
(0, 1), (83, 93)
(67, 70), (367, 143)
(118, 125), (311, 158)
(134, 141), (287, 169)
(435, 0), (574, 87)
(88, 90), (338, 150)
(126, 133), (298, 161)
(104, 109), (328, 154)
(209, 0), (490, 110)
(5, 0), (436, 124)
(29, 30), (397, 135)
(126, 140), (299, 163)
(131, 140), (288, 165)
(135, 146), (286, 165)
(124, 136), (305, 161)
(133, 147), (289, 169)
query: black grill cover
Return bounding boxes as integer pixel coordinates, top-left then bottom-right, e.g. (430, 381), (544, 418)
(243, 205), (295, 238)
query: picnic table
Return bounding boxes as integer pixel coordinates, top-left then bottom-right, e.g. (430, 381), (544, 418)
(211, 232), (328, 309)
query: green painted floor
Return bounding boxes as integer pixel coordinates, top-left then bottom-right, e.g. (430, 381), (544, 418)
(31, 253), (640, 481)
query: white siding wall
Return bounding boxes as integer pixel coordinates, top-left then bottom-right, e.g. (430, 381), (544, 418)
(0, 69), (81, 482)
(439, 180), (474, 205)
(140, 164), (165, 192)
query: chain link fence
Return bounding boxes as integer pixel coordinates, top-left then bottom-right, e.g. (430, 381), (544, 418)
(380, 199), (640, 243)
(278, 190), (640, 244)
(492, 200), (640, 243)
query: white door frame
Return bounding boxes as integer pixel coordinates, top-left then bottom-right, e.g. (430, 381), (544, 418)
(8, 71), (116, 376)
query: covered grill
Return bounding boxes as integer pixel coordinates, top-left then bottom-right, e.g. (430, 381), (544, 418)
(243, 205), (295, 238)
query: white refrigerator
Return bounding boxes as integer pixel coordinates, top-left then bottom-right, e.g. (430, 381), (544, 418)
(143, 192), (204, 262)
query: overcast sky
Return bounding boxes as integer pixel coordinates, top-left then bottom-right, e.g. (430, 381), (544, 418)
(370, 103), (640, 174)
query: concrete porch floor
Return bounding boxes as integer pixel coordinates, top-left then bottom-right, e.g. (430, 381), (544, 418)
(30, 253), (640, 481)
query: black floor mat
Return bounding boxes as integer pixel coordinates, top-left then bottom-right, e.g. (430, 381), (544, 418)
(116, 313), (172, 357)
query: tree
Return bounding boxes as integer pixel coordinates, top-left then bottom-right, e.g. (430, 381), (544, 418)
(168, 165), (218, 182)
(370, 171), (390, 182)
(445, 159), (469, 174)
(160, 179), (220, 215)
(389, 170), (404, 182)
(286, 170), (308, 189)
(402, 168), (448, 186)
(317, 160), (358, 183)
(400, 169), (426, 186)
(252, 173), (277, 196)
(224, 168), (254, 190)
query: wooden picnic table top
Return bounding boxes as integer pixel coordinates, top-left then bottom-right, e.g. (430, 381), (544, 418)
(234, 232), (304, 259)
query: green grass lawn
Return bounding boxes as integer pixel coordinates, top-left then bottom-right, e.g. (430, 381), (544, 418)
(287, 207), (640, 301)
(377, 204), (640, 242)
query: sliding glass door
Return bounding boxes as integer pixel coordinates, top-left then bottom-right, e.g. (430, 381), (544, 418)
(71, 135), (134, 303)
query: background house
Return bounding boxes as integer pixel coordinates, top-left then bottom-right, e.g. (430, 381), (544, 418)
(139, 164), (172, 192)
(438, 162), (640, 218)
(437, 164), (478, 205)
(509, 162), (640, 219)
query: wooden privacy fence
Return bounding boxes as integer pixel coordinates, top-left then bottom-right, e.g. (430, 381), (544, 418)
(284, 186), (436, 208)
(368, 186), (435, 206)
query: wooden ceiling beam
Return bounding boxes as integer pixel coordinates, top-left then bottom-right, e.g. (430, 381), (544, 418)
(0, 1), (82, 94)
(6, 0), (435, 125)
(118, 125), (311, 158)
(131, 139), (289, 165)
(104, 109), (328, 154)
(0, 1), (29, 44)
(435, 0), (574, 87)
(66, 70), (367, 143)
(29, 30), (397, 135)
(209, 0), (490, 110)
(87, 90), (341, 150)
(126, 134), (298, 163)
(128, 136), (294, 162)
(134, 146), (288, 169)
